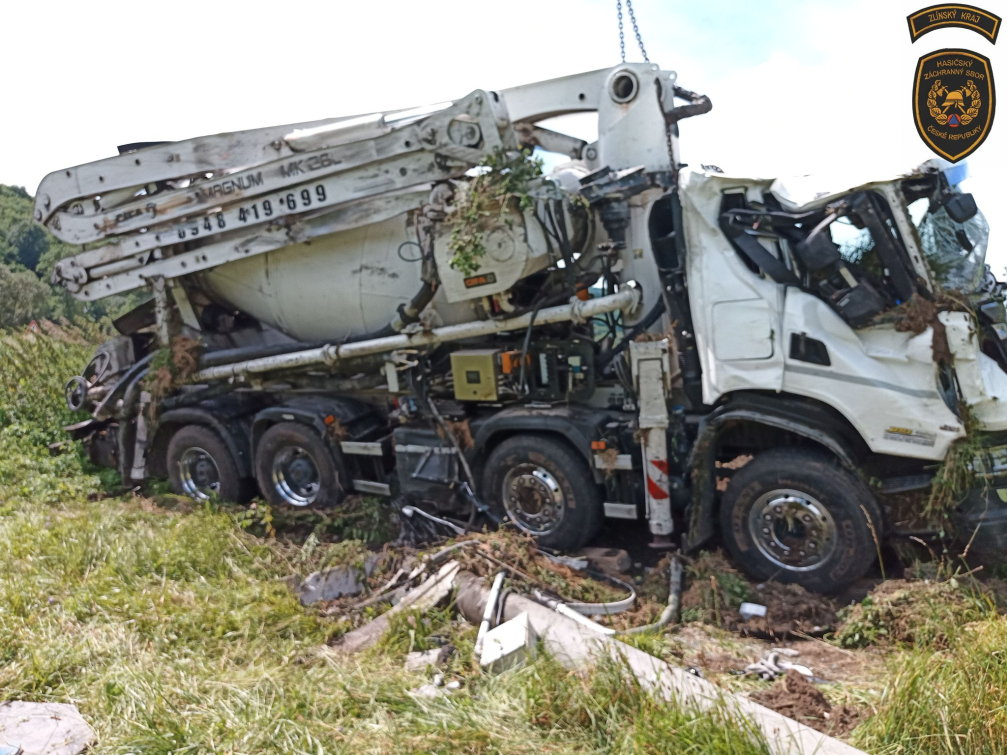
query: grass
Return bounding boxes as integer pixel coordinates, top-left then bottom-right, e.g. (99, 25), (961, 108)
(854, 617), (1007, 754)
(834, 577), (998, 649)
(9, 330), (1007, 754)
(0, 330), (777, 754)
(0, 491), (775, 754)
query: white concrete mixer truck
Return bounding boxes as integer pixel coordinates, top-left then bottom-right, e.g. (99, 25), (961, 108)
(37, 63), (1006, 592)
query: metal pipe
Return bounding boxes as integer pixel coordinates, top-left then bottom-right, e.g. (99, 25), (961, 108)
(533, 590), (616, 636)
(400, 505), (467, 537)
(195, 289), (640, 382)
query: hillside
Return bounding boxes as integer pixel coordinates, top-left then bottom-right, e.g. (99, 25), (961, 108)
(0, 184), (142, 328)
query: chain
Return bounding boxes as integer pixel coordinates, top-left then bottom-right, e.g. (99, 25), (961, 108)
(617, 0), (626, 62)
(616, 0), (649, 63)
(665, 121), (677, 182)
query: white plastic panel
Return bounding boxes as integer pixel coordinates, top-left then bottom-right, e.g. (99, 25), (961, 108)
(782, 289), (962, 461)
(712, 299), (774, 360)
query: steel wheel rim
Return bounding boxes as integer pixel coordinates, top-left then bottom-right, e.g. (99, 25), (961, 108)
(748, 488), (838, 572)
(178, 447), (221, 501)
(501, 463), (565, 535)
(272, 446), (320, 506)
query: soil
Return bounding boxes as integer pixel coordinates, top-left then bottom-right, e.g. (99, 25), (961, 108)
(888, 293), (952, 364)
(740, 582), (839, 639)
(833, 576), (1000, 648)
(751, 669), (865, 737)
(677, 549), (839, 638)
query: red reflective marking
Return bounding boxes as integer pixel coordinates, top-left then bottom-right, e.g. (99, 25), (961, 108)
(647, 476), (670, 499)
(651, 459), (669, 474)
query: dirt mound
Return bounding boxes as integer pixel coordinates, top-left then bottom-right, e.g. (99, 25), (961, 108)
(741, 582), (838, 638)
(679, 550), (751, 628)
(751, 669), (864, 737)
(835, 578), (996, 648)
(453, 529), (629, 606)
(677, 551), (837, 637)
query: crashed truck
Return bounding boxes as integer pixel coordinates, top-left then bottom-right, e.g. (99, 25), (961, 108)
(37, 63), (1003, 592)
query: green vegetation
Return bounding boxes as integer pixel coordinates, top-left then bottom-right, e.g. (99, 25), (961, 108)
(677, 550), (752, 625)
(0, 330), (776, 753)
(448, 149), (542, 276)
(0, 184), (146, 329)
(0, 329), (105, 504)
(854, 618), (1007, 754)
(834, 577), (998, 649)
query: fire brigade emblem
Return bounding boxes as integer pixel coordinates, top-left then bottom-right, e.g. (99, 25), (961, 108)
(913, 48), (996, 162)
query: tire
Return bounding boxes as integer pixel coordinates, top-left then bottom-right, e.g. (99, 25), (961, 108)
(167, 424), (244, 502)
(255, 422), (346, 508)
(719, 448), (882, 593)
(482, 435), (602, 551)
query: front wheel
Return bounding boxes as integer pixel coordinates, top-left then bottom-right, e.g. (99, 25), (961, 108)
(719, 448), (882, 593)
(482, 435), (602, 551)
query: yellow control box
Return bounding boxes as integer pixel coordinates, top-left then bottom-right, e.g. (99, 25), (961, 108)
(451, 349), (500, 401)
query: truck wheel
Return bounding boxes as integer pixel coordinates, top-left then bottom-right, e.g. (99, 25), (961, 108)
(255, 422), (346, 508)
(719, 448), (882, 593)
(167, 425), (244, 502)
(483, 435), (602, 551)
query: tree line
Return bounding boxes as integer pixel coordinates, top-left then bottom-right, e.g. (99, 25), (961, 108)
(0, 184), (143, 329)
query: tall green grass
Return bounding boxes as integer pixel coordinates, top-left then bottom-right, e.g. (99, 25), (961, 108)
(854, 616), (1007, 754)
(0, 332), (104, 503)
(0, 492), (776, 754)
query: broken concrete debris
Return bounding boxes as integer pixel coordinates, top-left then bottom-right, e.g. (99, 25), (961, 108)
(474, 571), (507, 656)
(479, 611), (536, 672)
(297, 553), (380, 606)
(0, 702), (95, 755)
(454, 570), (868, 755)
(315, 535), (865, 752)
(409, 678), (463, 698)
(410, 683), (445, 699)
(337, 560), (460, 654)
(404, 646), (454, 672)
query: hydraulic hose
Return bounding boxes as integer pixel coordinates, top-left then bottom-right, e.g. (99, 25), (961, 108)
(596, 297), (666, 369)
(618, 556), (683, 636)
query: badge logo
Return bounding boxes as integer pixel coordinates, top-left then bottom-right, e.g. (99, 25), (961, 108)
(907, 4), (1001, 44)
(913, 48), (995, 162)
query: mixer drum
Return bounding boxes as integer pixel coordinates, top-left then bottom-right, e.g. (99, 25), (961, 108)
(197, 202), (570, 342)
(198, 215), (434, 342)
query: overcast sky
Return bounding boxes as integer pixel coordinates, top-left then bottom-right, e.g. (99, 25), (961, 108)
(4, 0), (1004, 267)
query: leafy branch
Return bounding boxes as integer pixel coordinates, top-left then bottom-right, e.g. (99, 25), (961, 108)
(447, 148), (543, 277)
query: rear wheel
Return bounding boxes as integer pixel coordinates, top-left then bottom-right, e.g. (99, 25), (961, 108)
(255, 422), (346, 508)
(719, 448), (882, 593)
(482, 435), (602, 550)
(167, 425), (243, 502)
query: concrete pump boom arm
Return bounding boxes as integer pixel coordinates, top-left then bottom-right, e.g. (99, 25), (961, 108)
(38, 63), (684, 303)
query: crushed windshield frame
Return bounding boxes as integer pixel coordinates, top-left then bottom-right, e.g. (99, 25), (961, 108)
(900, 173), (989, 293)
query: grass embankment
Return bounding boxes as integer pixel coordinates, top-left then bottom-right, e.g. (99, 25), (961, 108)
(8, 330), (1007, 754)
(0, 331), (772, 754)
(846, 579), (1007, 755)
